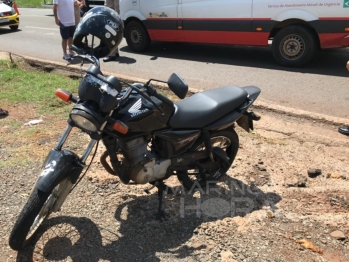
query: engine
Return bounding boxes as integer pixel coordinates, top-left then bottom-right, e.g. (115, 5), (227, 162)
(118, 137), (171, 184)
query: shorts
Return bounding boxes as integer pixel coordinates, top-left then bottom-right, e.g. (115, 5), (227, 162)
(59, 23), (76, 40)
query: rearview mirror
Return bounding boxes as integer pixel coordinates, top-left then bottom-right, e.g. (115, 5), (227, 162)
(167, 73), (188, 99)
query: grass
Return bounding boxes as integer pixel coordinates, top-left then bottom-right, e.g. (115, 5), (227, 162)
(0, 59), (82, 167)
(16, 0), (50, 8)
(0, 60), (79, 116)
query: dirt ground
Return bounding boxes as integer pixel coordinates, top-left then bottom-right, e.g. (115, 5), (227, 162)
(0, 100), (348, 262)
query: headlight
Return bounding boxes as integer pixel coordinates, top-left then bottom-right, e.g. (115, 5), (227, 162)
(11, 8), (16, 15)
(70, 101), (103, 132)
(70, 114), (99, 132)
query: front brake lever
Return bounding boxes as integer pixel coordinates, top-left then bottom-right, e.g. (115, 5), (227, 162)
(131, 86), (164, 115)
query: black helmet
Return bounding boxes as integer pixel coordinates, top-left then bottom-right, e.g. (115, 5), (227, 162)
(73, 6), (124, 58)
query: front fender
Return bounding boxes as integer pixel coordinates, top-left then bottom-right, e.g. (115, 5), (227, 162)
(35, 149), (83, 193)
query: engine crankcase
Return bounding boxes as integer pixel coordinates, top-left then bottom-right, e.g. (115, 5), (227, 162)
(131, 159), (171, 184)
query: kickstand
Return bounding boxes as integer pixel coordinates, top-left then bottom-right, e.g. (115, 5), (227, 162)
(157, 186), (165, 221)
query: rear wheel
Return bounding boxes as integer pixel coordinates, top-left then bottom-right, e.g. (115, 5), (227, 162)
(10, 25), (18, 31)
(9, 179), (72, 250)
(177, 128), (239, 190)
(125, 20), (151, 52)
(272, 25), (318, 67)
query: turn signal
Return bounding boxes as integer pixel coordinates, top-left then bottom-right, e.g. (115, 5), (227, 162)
(55, 89), (71, 102)
(256, 27), (263, 31)
(345, 28), (349, 32)
(112, 120), (129, 134)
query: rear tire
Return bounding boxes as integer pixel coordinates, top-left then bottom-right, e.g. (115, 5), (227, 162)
(9, 179), (69, 250)
(10, 25), (18, 31)
(125, 20), (151, 52)
(272, 25), (318, 67)
(177, 128), (239, 191)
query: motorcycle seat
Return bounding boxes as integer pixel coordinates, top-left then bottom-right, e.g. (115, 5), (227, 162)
(169, 86), (248, 129)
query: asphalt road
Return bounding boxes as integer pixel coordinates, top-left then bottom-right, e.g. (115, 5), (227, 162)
(1, 8), (349, 118)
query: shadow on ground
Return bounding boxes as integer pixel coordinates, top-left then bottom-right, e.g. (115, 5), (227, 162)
(67, 56), (136, 66)
(0, 28), (21, 35)
(120, 42), (349, 78)
(16, 176), (281, 262)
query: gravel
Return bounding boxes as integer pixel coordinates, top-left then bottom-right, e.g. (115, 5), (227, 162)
(0, 107), (349, 262)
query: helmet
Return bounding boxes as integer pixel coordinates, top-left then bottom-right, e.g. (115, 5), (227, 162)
(73, 6), (124, 58)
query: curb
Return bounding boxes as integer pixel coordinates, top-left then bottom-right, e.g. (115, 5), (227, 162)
(2, 51), (348, 126)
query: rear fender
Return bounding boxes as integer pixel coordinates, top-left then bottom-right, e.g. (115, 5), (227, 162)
(205, 86), (261, 131)
(35, 149), (83, 193)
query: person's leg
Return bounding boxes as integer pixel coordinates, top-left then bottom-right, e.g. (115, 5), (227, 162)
(68, 26), (76, 56)
(60, 24), (71, 60)
(103, 48), (119, 62)
(115, 0), (120, 14)
(105, 0), (113, 8)
(62, 39), (68, 54)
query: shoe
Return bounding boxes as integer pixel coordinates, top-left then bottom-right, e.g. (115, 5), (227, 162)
(69, 51), (76, 58)
(103, 53), (120, 62)
(338, 125), (349, 135)
(63, 54), (71, 61)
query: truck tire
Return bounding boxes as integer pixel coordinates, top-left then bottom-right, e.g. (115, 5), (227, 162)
(272, 25), (318, 67)
(125, 20), (151, 52)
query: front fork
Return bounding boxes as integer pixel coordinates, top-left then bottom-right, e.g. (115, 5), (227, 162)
(35, 124), (98, 193)
(55, 124), (98, 164)
(34, 124), (99, 212)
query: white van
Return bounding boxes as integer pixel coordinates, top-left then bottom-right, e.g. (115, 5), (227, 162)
(120, 0), (349, 67)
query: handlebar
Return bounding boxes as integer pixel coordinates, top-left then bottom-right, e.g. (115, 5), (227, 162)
(70, 45), (100, 67)
(146, 84), (174, 107)
(70, 44), (174, 110)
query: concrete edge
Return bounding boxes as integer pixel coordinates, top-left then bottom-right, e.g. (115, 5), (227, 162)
(1, 51), (347, 126)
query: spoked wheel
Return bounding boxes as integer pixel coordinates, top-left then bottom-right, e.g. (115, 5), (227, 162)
(177, 128), (239, 190)
(9, 179), (72, 250)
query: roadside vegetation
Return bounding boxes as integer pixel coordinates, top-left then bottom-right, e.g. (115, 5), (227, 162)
(15, 0), (49, 9)
(0, 60), (78, 115)
(0, 59), (81, 168)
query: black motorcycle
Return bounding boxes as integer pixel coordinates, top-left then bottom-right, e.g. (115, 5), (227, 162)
(9, 46), (261, 251)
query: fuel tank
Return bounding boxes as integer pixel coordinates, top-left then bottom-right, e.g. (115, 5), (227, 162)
(112, 88), (175, 133)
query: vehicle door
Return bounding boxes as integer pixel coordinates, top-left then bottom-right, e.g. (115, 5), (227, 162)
(140, 0), (180, 41)
(180, 0), (253, 45)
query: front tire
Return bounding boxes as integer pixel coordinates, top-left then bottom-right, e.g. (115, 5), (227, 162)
(9, 179), (70, 250)
(271, 25), (318, 67)
(125, 20), (151, 52)
(177, 128), (239, 190)
(10, 25), (18, 31)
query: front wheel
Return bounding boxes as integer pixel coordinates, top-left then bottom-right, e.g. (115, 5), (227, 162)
(271, 25), (318, 67)
(177, 128), (239, 190)
(125, 20), (151, 52)
(10, 25), (18, 31)
(9, 179), (72, 250)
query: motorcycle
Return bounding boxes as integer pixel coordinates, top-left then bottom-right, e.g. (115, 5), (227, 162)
(9, 45), (261, 251)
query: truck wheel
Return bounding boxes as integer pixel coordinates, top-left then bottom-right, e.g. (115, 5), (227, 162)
(125, 20), (151, 52)
(272, 25), (318, 67)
